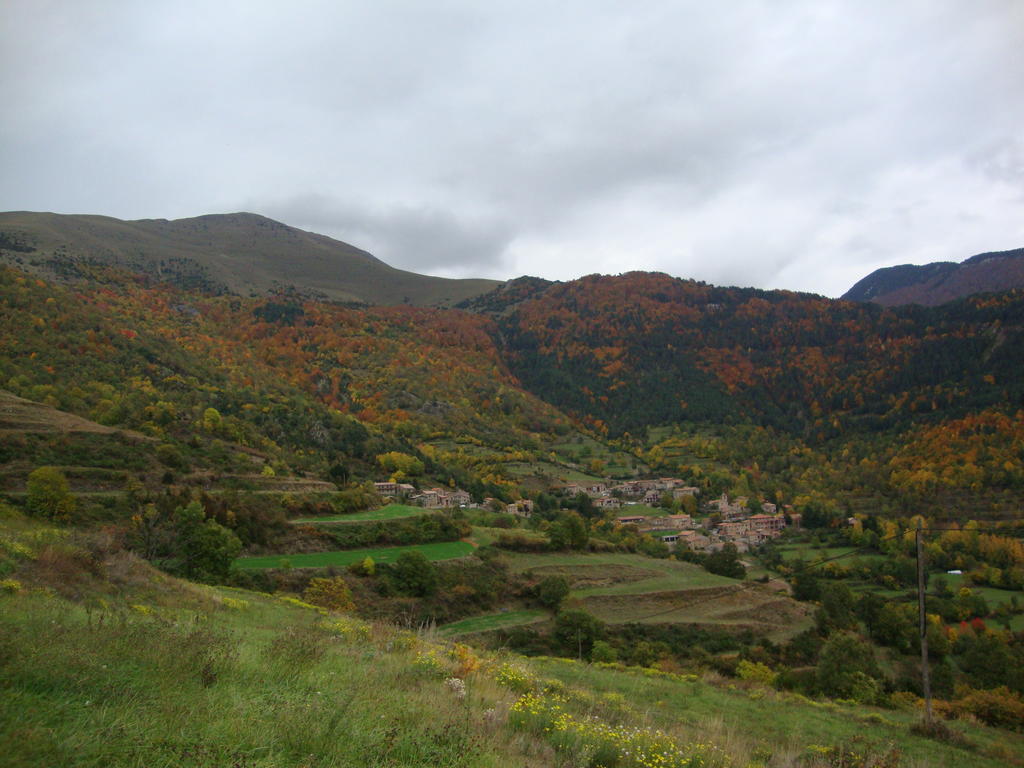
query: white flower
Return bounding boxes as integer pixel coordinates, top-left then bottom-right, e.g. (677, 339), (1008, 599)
(444, 677), (467, 699)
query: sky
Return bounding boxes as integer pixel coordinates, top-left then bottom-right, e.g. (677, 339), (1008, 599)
(2, 1), (1023, 297)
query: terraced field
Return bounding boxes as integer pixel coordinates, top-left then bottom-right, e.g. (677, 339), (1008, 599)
(502, 551), (811, 639)
(438, 609), (547, 637)
(468, 526), (548, 547)
(512, 555), (734, 595)
(234, 541), (475, 570)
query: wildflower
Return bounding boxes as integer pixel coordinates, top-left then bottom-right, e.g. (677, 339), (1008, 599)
(444, 677), (466, 699)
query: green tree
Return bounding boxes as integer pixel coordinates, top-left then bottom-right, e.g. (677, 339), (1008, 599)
(537, 575), (571, 611)
(870, 603), (915, 652)
(815, 583), (858, 634)
(156, 444), (189, 471)
(790, 563), (820, 601)
(173, 500), (242, 582)
(574, 492), (596, 519)
(704, 543), (745, 579)
(201, 407), (223, 433)
(548, 511), (588, 551)
(26, 466), (75, 519)
(800, 500), (842, 529)
(387, 550), (438, 596)
(959, 630), (1015, 689)
(376, 451), (425, 478)
(679, 494), (698, 515)
(816, 633), (881, 702)
(554, 610), (605, 659)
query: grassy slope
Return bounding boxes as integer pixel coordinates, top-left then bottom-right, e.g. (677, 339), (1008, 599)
(291, 503), (430, 523)
(532, 657), (1024, 768)
(3, 514), (1022, 768)
(0, 592), (532, 768)
(439, 610), (548, 637)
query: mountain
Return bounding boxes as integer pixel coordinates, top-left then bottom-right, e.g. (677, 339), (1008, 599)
(842, 247), (1024, 306)
(2, 212), (1024, 517)
(456, 271), (1024, 518)
(0, 211), (500, 307)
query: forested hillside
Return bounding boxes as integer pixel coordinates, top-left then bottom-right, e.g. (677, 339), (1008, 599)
(2, 249), (1024, 516)
(465, 272), (1024, 514)
(0, 264), (583, 506)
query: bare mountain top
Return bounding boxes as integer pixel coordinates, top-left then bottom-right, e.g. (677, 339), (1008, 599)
(842, 247), (1024, 306)
(0, 211), (500, 307)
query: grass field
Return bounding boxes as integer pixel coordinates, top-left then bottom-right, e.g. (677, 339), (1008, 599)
(940, 572), (1024, 608)
(234, 541), (475, 570)
(438, 609), (547, 637)
(776, 543), (887, 566)
(291, 503), (430, 524)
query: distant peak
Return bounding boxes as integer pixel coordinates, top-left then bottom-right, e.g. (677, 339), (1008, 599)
(842, 247), (1024, 306)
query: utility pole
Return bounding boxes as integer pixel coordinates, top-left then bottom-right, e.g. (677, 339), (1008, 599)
(916, 519), (933, 727)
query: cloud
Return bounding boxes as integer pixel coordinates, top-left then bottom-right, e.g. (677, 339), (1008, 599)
(257, 194), (515, 277)
(1, 0), (1023, 296)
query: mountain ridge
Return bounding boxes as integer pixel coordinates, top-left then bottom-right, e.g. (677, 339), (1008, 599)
(0, 210), (501, 307)
(842, 247), (1024, 306)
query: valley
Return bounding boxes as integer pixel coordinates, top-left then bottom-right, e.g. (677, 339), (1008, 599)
(2, 216), (1024, 765)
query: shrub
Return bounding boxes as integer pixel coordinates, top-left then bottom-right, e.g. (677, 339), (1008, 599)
(802, 739), (902, 768)
(413, 648), (448, 678)
(449, 643), (480, 676)
(737, 659), (778, 687)
(888, 690), (922, 711)
(322, 616), (372, 643)
(536, 575), (570, 611)
(494, 531), (548, 552)
(303, 576), (355, 612)
(26, 466), (75, 519)
(495, 662), (536, 694)
(590, 640), (618, 663)
(509, 691), (731, 768)
(952, 686), (1024, 730)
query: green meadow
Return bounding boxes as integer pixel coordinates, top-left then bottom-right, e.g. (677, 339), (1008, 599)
(291, 503), (430, 523)
(234, 541), (475, 570)
(439, 609), (548, 637)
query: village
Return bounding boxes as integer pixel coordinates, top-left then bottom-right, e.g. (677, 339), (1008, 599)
(374, 476), (798, 554)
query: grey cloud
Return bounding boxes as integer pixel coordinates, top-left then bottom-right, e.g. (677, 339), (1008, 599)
(2, 1), (1023, 297)
(258, 195), (515, 278)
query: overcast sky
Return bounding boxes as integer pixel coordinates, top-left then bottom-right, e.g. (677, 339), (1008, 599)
(2, 1), (1023, 296)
